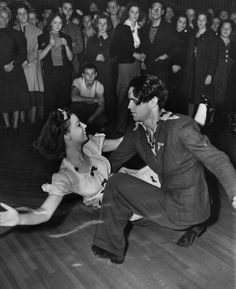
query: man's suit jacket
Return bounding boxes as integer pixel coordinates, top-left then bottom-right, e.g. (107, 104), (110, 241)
(141, 21), (180, 80)
(109, 112), (236, 226)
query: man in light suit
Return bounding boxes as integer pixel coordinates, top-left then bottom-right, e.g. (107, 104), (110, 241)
(91, 74), (236, 264)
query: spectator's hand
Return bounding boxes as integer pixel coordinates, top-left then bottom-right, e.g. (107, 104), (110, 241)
(22, 60), (29, 69)
(133, 52), (144, 61)
(141, 62), (147, 70)
(49, 36), (56, 48)
(76, 9), (83, 16)
(232, 196), (236, 209)
(94, 96), (103, 105)
(155, 54), (169, 62)
(140, 53), (146, 62)
(61, 38), (67, 47)
(4, 61), (14, 72)
(96, 53), (105, 62)
(0, 203), (20, 227)
(204, 75), (212, 86)
(172, 65), (181, 73)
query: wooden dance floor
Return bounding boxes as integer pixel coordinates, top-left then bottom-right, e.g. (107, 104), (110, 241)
(0, 123), (235, 289)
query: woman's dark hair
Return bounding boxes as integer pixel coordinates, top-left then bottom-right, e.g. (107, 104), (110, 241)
(34, 108), (72, 160)
(121, 1), (140, 23)
(46, 12), (66, 30)
(93, 12), (111, 32)
(129, 74), (168, 109)
(196, 11), (211, 30)
(174, 13), (189, 30)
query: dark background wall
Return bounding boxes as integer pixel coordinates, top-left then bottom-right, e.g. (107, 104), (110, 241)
(11, 0), (236, 13)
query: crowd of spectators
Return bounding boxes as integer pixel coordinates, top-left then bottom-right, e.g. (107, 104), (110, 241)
(1, 0), (236, 135)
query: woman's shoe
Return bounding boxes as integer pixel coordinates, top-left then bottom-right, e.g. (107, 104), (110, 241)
(91, 244), (125, 264)
(176, 224), (206, 247)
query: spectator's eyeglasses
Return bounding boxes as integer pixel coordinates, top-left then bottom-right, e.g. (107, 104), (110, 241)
(152, 7), (162, 13)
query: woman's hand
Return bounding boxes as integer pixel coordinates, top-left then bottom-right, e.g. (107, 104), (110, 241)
(155, 54), (169, 62)
(4, 61), (14, 72)
(204, 75), (212, 86)
(61, 38), (68, 47)
(49, 36), (56, 48)
(96, 54), (105, 62)
(133, 52), (146, 61)
(0, 203), (20, 227)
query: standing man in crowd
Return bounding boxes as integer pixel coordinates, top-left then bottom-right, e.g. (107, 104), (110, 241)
(142, 1), (180, 84)
(91, 74), (236, 264)
(61, 0), (83, 77)
(38, 6), (53, 31)
(106, 0), (120, 30)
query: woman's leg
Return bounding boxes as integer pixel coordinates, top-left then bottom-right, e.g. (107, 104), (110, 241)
(13, 111), (19, 129)
(2, 113), (11, 128)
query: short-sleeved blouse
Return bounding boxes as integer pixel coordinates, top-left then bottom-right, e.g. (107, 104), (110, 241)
(42, 134), (111, 198)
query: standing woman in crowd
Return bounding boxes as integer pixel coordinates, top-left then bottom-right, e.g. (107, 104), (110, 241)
(111, 1), (145, 135)
(167, 13), (189, 114)
(0, 6), (30, 133)
(38, 13), (73, 118)
(225, 35), (236, 132)
(85, 13), (115, 120)
(183, 11), (218, 118)
(213, 20), (234, 124)
(14, 3), (44, 124)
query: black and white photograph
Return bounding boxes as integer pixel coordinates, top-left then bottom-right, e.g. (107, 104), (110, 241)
(0, 0), (235, 288)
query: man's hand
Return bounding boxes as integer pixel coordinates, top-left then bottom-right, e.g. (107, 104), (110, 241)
(172, 65), (181, 73)
(96, 54), (105, 62)
(4, 61), (14, 72)
(155, 54), (169, 62)
(204, 75), (212, 86)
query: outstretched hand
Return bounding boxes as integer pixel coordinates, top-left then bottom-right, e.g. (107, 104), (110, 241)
(0, 203), (20, 227)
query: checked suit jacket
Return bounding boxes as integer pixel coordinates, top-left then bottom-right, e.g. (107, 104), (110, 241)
(109, 112), (236, 226)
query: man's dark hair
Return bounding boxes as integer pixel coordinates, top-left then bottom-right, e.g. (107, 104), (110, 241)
(129, 74), (168, 109)
(15, 2), (30, 14)
(150, 1), (164, 9)
(61, 0), (74, 8)
(82, 63), (98, 73)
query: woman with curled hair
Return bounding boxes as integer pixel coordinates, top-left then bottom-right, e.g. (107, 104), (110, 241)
(85, 13), (115, 120)
(111, 1), (145, 135)
(38, 12), (73, 119)
(183, 11), (218, 118)
(0, 108), (123, 226)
